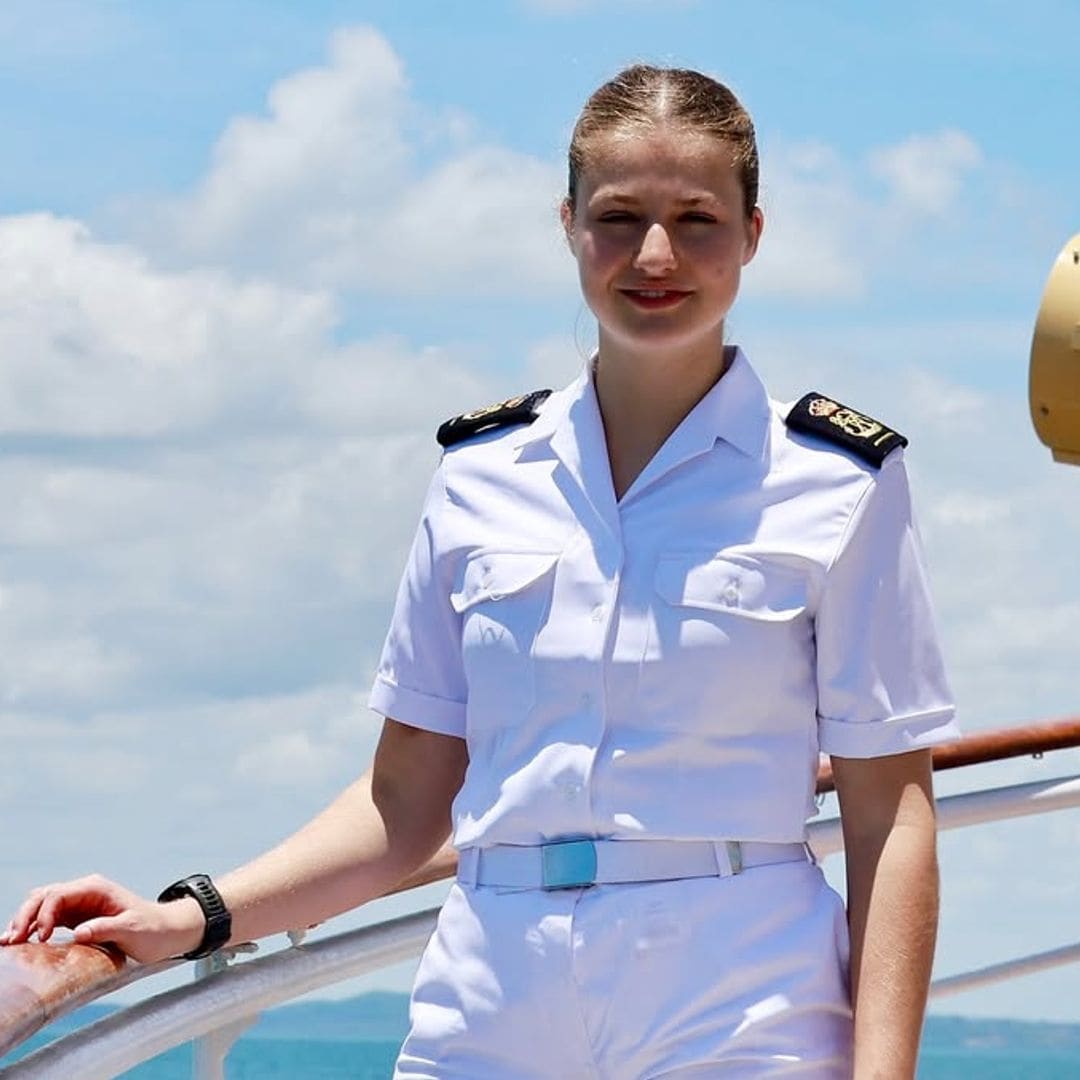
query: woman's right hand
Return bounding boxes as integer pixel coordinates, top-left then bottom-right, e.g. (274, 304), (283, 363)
(0, 875), (205, 965)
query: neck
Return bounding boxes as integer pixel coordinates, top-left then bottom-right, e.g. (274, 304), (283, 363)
(593, 333), (732, 499)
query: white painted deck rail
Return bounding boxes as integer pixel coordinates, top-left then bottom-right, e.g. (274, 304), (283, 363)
(2, 717), (1079, 1079)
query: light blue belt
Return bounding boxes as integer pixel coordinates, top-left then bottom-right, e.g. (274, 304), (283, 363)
(456, 838), (811, 891)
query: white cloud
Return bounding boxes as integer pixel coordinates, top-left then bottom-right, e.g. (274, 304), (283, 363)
(752, 142), (866, 299)
(137, 26), (567, 297)
(0, 685), (383, 896)
(235, 730), (342, 787)
(0, 212), (503, 443)
(0, 620), (136, 710)
(956, 601), (1080, 665)
(749, 129), (989, 301)
(901, 368), (990, 427)
(870, 130), (983, 215)
(0, 205), (501, 728)
(174, 28), (409, 261)
(522, 333), (590, 388)
(931, 492), (1012, 528)
(107, 28), (1000, 310)
(0, 213), (335, 437)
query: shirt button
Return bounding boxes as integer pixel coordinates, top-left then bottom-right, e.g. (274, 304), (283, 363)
(580, 692), (593, 709)
(722, 583), (739, 605)
(591, 604), (605, 623)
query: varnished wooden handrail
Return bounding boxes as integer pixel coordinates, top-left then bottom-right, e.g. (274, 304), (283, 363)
(815, 715), (1080, 794)
(0, 941), (174, 1058)
(3, 715), (1079, 1062)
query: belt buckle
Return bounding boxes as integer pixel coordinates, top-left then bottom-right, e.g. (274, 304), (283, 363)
(541, 839), (597, 890)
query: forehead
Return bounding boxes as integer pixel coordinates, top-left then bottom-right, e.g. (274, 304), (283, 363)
(578, 126), (742, 204)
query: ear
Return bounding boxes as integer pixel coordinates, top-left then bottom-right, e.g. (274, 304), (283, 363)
(741, 206), (764, 266)
(560, 198), (576, 254)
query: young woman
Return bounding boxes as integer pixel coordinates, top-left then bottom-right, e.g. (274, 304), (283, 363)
(3, 66), (956, 1078)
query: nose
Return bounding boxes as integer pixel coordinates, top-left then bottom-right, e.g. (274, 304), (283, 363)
(634, 222), (677, 274)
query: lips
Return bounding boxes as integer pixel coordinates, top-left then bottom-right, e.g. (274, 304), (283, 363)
(619, 287), (692, 310)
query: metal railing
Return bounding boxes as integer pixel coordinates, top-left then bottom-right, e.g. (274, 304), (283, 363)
(3, 717), (1079, 1078)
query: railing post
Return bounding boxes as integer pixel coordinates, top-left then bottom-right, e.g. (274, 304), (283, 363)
(190, 948), (258, 1080)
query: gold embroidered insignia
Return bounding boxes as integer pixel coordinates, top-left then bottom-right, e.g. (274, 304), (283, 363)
(786, 392), (907, 467)
(808, 397), (841, 418)
(437, 390), (553, 448)
(459, 395), (531, 423)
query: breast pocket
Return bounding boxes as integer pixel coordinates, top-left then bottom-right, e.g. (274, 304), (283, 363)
(640, 553), (813, 730)
(450, 551), (558, 731)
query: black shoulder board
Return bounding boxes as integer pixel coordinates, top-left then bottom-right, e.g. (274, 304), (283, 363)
(436, 389), (553, 448)
(785, 392), (908, 467)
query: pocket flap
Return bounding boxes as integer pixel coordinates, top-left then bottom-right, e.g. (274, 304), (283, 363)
(655, 554), (807, 621)
(450, 551), (559, 613)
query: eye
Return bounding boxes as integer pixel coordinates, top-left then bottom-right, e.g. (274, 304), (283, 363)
(596, 210), (639, 224)
(680, 211), (718, 224)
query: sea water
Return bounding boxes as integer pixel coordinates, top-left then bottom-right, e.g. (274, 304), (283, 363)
(8, 1034), (1080, 1078)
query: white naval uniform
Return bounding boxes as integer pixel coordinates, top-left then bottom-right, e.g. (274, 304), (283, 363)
(369, 348), (958, 1078)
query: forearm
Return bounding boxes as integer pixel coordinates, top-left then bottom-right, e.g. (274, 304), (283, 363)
(1, 722), (464, 965)
(846, 818), (939, 1079)
(215, 770), (445, 946)
(175, 721), (466, 954)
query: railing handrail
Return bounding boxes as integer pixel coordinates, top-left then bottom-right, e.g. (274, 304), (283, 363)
(0, 944), (178, 1060)
(6, 771), (1080, 1076)
(3, 715), (1080, 1068)
(815, 714), (1080, 793)
(0, 908), (441, 1079)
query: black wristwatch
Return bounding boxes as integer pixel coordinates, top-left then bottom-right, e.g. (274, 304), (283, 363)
(157, 874), (233, 960)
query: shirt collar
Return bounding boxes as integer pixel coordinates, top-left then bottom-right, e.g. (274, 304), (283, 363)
(703, 346), (772, 460)
(512, 345), (771, 462)
(510, 363), (588, 453)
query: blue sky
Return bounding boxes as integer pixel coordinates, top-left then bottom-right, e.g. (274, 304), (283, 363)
(2, 0), (1079, 1029)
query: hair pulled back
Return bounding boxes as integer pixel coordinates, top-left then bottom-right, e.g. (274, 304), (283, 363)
(567, 64), (759, 220)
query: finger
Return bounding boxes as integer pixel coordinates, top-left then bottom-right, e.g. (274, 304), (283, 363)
(73, 915), (167, 964)
(72, 917), (125, 948)
(37, 875), (129, 941)
(35, 891), (76, 942)
(4, 888), (49, 943)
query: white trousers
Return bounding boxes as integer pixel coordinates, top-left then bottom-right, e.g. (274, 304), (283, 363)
(394, 860), (853, 1078)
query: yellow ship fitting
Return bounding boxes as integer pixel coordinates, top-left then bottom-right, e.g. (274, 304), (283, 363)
(1030, 232), (1080, 465)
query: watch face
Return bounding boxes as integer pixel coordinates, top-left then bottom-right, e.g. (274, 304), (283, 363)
(157, 875), (231, 958)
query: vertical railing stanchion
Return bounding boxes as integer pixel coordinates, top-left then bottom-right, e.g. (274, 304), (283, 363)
(190, 946), (259, 1080)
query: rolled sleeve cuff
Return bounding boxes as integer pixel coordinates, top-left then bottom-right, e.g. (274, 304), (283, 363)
(368, 673), (467, 738)
(818, 707), (959, 759)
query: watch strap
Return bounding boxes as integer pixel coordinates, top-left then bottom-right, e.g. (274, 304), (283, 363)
(157, 873), (232, 960)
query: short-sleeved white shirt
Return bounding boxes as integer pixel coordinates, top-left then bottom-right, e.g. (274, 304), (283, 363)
(369, 348), (957, 848)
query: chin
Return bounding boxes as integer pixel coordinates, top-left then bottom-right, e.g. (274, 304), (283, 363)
(605, 323), (724, 357)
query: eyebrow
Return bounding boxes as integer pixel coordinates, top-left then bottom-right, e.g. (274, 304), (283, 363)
(588, 192), (718, 207)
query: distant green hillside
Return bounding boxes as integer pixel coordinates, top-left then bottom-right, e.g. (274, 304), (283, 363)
(246, 996), (1080, 1052)
(23, 994), (1080, 1054)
